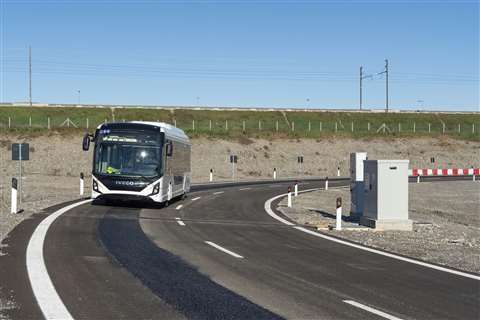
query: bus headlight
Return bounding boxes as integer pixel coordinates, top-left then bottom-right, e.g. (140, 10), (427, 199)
(152, 183), (160, 195)
(93, 180), (100, 192)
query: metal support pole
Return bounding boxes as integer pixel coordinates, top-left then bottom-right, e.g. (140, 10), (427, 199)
(287, 187), (292, 208)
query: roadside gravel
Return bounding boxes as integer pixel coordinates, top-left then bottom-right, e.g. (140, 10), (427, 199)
(278, 180), (480, 273)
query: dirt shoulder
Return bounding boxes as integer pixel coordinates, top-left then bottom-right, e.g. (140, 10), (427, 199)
(277, 180), (480, 273)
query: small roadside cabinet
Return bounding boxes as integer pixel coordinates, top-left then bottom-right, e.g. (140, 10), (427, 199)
(361, 160), (413, 231)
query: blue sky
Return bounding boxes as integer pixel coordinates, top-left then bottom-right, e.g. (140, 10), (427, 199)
(1, 0), (478, 111)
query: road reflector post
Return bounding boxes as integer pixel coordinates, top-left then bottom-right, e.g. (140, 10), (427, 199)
(168, 181), (173, 200)
(336, 197), (342, 231)
(473, 174), (476, 182)
(210, 168), (213, 182)
(287, 186), (292, 208)
(11, 178), (18, 214)
(273, 167), (277, 180)
(80, 172), (84, 196)
(337, 166), (340, 177)
(294, 181), (298, 197)
(325, 177), (329, 190)
(417, 175), (420, 183)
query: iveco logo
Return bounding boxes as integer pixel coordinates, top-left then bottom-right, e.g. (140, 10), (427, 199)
(115, 181), (145, 186)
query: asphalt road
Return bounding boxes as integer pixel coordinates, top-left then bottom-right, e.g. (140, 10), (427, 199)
(1, 177), (478, 320)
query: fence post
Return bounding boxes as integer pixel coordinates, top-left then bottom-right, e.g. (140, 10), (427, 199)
(276, 120), (279, 132)
(209, 120), (212, 131)
(192, 119), (195, 131)
(243, 120), (246, 132)
(225, 120), (228, 131)
(8, 117), (11, 129)
(319, 121), (322, 132)
(86, 118), (88, 129)
(398, 123), (401, 132)
(428, 123), (431, 133)
(259, 120), (261, 131)
(413, 122), (416, 133)
(335, 122), (338, 132)
(29, 116), (32, 127)
(351, 121), (353, 132)
(308, 121), (311, 132)
(174, 119), (177, 127)
(458, 124), (461, 133)
(48, 117), (51, 130)
(292, 121), (295, 131)
(473, 124), (475, 134)
(442, 123), (445, 134)
(367, 122), (370, 131)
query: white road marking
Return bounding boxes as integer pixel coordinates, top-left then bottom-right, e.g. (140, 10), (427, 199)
(265, 190), (480, 281)
(191, 196), (201, 201)
(239, 187), (251, 190)
(205, 241), (244, 258)
(175, 204), (183, 210)
(27, 199), (92, 320)
(213, 191), (224, 195)
(343, 300), (403, 320)
(176, 218), (186, 226)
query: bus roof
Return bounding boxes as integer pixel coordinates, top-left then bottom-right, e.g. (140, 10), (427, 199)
(97, 121), (189, 142)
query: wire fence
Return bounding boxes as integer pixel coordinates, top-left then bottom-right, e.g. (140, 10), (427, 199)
(0, 116), (478, 137)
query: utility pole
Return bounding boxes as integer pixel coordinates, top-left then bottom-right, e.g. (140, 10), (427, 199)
(29, 46), (32, 107)
(377, 59), (389, 112)
(360, 66), (362, 110)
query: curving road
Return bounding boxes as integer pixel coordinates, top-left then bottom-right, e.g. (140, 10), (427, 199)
(1, 177), (478, 320)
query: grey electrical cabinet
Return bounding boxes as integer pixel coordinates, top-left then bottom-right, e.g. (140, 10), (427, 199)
(361, 160), (413, 231)
(350, 152), (367, 220)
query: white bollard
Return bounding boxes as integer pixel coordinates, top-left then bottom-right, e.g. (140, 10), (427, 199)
(336, 197), (342, 231)
(325, 177), (329, 190)
(337, 167), (340, 177)
(273, 168), (277, 180)
(80, 172), (84, 196)
(209, 169), (213, 182)
(417, 175), (420, 183)
(287, 187), (292, 207)
(11, 178), (18, 214)
(294, 182), (298, 197)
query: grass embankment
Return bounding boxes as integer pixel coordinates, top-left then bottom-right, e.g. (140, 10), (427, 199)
(0, 106), (478, 140)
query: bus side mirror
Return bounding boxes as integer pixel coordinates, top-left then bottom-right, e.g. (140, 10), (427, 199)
(166, 141), (173, 156)
(82, 134), (90, 151)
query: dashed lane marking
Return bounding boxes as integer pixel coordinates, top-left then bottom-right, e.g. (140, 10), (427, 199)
(205, 241), (244, 259)
(213, 191), (224, 195)
(239, 187), (251, 190)
(191, 196), (201, 201)
(27, 199), (92, 320)
(175, 217), (186, 226)
(176, 204), (183, 210)
(343, 300), (403, 320)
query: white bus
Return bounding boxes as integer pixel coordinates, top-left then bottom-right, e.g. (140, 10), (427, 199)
(82, 121), (191, 205)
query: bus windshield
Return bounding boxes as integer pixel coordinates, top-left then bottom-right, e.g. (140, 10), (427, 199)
(94, 131), (162, 177)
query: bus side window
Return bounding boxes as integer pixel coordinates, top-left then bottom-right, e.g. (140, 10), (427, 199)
(166, 141), (173, 156)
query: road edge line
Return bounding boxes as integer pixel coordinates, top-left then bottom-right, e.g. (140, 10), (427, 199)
(26, 199), (92, 320)
(265, 190), (480, 281)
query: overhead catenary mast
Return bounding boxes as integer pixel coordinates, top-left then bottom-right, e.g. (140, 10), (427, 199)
(377, 59), (389, 112)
